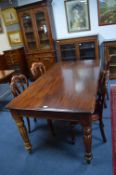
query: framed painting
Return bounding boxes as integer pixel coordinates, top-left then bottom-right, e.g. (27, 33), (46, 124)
(0, 18), (3, 33)
(65, 0), (90, 33)
(2, 8), (18, 26)
(97, 0), (116, 26)
(7, 30), (23, 46)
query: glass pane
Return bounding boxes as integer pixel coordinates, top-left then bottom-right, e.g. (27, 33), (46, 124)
(109, 47), (116, 55)
(35, 11), (50, 49)
(22, 14), (37, 49)
(61, 44), (76, 61)
(79, 42), (95, 60)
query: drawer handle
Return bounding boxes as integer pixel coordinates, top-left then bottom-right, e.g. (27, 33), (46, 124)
(11, 59), (14, 64)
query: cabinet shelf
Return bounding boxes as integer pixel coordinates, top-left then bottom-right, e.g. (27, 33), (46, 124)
(40, 38), (49, 41)
(62, 56), (76, 60)
(61, 48), (75, 52)
(80, 47), (95, 50)
(25, 30), (33, 34)
(103, 41), (116, 79)
(110, 64), (116, 67)
(27, 40), (36, 43)
(80, 56), (95, 59)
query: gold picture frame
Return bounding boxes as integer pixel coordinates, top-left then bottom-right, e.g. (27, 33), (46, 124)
(65, 0), (90, 33)
(0, 18), (3, 33)
(2, 8), (18, 26)
(8, 30), (23, 46)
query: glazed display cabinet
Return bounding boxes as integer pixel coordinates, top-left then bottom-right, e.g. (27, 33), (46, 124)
(56, 35), (99, 61)
(17, 0), (56, 75)
(103, 40), (116, 79)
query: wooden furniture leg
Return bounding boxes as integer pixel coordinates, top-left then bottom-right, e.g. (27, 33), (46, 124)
(11, 111), (32, 152)
(82, 118), (92, 164)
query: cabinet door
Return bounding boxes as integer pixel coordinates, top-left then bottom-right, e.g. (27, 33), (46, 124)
(19, 11), (38, 51)
(109, 46), (116, 56)
(60, 44), (76, 61)
(78, 42), (96, 60)
(33, 7), (52, 50)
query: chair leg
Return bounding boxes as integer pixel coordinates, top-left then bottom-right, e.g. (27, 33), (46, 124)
(106, 89), (109, 100)
(26, 117), (31, 133)
(70, 122), (76, 144)
(104, 98), (107, 108)
(99, 119), (107, 143)
(34, 118), (37, 122)
(47, 119), (55, 136)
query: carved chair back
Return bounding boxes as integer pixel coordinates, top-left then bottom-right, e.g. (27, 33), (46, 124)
(10, 74), (29, 97)
(31, 62), (46, 80)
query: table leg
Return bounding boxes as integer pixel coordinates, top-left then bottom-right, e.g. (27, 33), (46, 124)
(11, 111), (32, 152)
(82, 118), (92, 163)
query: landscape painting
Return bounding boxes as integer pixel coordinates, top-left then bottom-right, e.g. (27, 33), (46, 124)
(97, 0), (116, 25)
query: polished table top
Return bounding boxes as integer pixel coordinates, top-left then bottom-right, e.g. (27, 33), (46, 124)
(6, 60), (100, 114)
(0, 70), (14, 83)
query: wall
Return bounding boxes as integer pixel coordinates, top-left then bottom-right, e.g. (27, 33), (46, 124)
(18, 0), (42, 6)
(0, 0), (116, 52)
(0, 0), (19, 52)
(52, 0), (116, 43)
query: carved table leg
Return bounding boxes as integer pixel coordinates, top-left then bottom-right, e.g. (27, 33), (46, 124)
(82, 117), (92, 164)
(11, 111), (32, 152)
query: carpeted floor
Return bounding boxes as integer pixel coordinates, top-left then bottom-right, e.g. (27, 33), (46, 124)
(0, 83), (13, 111)
(0, 80), (115, 175)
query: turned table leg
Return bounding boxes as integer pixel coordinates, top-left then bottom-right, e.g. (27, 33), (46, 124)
(82, 117), (92, 163)
(11, 111), (32, 152)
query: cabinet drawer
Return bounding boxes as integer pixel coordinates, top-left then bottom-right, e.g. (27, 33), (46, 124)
(40, 57), (54, 70)
(27, 53), (54, 68)
(4, 48), (27, 76)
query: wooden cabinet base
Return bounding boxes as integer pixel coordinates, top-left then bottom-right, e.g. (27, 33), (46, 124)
(4, 47), (28, 77)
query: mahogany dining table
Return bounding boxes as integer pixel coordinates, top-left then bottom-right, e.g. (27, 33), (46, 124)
(6, 60), (100, 163)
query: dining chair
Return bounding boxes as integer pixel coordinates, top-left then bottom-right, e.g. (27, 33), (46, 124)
(10, 74), (36, 133)
(30, 62), (55, 136)
(104, 59), (110, 104)
(31, 62), (46, 81)
(70, 71), (107, 144)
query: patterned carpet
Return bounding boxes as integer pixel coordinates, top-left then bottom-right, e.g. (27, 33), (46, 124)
(110, 85), (116, 175)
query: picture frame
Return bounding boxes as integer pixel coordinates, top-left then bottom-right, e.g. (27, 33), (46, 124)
(0, 18), (3, 33)
(2, 8), (18, 26)
(97, 0), (116, 26)
(65, 0), (90, 33)
(7, 30), (23, 46)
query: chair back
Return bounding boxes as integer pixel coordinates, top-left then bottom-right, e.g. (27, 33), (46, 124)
(10, 74), (29, 97)
(30, 62), (46, 80)
(95, 71), (107, 114)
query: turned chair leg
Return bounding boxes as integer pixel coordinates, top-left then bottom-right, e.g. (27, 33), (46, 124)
(26, 117), (31, 133)
(106, 89), (109, 100)
(99, 119), (107, 143)
(47, 119), (55, 136)
(104, 99), (107, 108)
